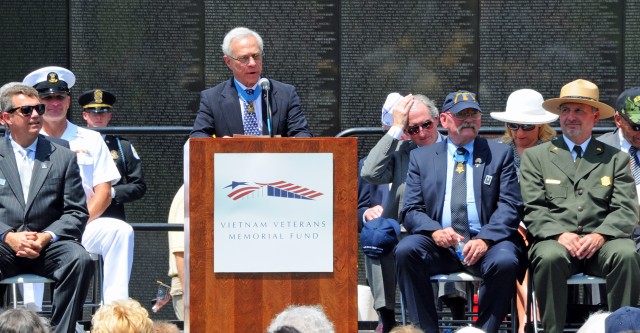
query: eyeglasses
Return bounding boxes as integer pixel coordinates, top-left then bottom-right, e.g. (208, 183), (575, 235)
(621, 114), (640, 131)
(41, 94), (68, 101)
(406, 120), (433, 135)
(506, 123), (536, 132)
(227, 52), (264, 64)
(449, 110), (481, 120)
(7, 104), (46, 116)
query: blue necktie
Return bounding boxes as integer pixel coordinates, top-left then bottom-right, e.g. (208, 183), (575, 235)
(243, 89), (260, 136)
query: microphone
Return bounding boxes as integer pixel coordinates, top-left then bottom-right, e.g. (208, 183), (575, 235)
(259, 78), (273, 137)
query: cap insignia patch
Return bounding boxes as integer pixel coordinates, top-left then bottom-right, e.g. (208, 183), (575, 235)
(48, 72), (58, 83)
(95, 90), (103, 104)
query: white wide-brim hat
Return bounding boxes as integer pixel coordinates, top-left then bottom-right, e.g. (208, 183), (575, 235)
(542, 79), (615, 119)
(490, 89), (559, 125)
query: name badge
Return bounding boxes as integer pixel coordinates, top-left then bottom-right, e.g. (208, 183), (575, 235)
(545, 179), (561, 185)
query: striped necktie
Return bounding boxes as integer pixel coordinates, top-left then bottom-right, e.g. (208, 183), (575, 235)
(629, 146), (640, 185)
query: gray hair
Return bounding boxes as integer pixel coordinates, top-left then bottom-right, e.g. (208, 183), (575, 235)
(412, 94), (439, 119)
(0, 308), (50, 333)
(266, 305), (335, 333)
(0, 83), (39, 112)
(221, 27), (264, 56)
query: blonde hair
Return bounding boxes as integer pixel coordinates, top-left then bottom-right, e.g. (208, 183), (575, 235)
(389, 324), (425, 333)
(500, 123), (555, 145)
(91, 299), (154, 333)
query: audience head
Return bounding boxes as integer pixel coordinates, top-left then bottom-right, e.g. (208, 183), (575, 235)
(221, 27), (264, 87)
(272, 326), (303, 333)
(80, 89), (116, 127)
(614, 87), (640, 149)
(266, 304), (335, 333)
(0, 308), (50, 333)
(389, 324), (425, 333)
(91, 299), (154, 333)
(453, 326), (486, 333)
(542, 79), (613, 144)
(490, 89), (557, 149)
(605, 306), (640, 333)
(152, 321), (180, 333)
(577, 310), (610, 333)
(440, 90), (482, 146)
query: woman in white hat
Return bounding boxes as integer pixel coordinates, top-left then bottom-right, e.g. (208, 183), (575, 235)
(491, 89), (558, 174)
(490, 88), (558, 333)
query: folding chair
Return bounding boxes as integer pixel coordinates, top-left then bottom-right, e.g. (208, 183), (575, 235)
(401, 271), (517, 333)
(527, 273), (606, 333)
(0, 274), (54, 309)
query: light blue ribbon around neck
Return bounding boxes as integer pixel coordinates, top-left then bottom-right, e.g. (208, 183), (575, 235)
(234, 79), (262, 103)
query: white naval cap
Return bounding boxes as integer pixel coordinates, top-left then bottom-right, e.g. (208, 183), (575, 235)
(23, 66), (76, 95)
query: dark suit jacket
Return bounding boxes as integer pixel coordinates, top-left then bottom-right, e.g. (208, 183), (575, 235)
(190, 78), (312, 138)
(0, 135), (88, 240)
(357, 158), (389, 232)
(401, 137), (522, 243)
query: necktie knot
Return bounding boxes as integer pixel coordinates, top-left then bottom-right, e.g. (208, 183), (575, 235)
(573, 145), (582, 158)
(454, 147), (468, 162)
(245, 89), (254, 95)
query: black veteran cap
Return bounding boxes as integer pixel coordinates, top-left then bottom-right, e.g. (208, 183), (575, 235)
(78, 89), (116, 113)
(23, 66), (76, 95)
(616, 87), (640, 124)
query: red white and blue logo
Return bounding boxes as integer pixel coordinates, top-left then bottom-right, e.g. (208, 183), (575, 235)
(225, 180), (324, 201)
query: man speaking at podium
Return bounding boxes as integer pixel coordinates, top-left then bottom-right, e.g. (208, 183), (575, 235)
(190, 27), (312, 138)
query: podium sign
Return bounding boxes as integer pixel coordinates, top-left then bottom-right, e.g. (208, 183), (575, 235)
(213, 153), (334, 273)
(185, 138), (358, 333)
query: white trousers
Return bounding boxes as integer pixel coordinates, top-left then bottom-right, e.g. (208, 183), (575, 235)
(21, 217), (134, 308)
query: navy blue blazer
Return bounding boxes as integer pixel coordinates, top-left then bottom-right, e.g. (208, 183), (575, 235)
(357, 158), (389, 232)
(401, 137), (522, 243)
(190, 77), (312, 138)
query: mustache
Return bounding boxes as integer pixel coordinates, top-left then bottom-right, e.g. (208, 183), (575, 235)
(460, 123), (478, 130)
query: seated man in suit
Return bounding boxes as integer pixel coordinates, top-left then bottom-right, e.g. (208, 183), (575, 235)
(361, 93), (467, 332)
(190, 26), (312, 138)
(521, 79), (640, 333)
(598, 86), (640, 251)
(0, 83), (92, 333)
(396, 90), (525, 333)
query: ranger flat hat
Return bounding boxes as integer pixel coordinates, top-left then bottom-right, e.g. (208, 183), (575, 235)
(542, 79), (614, 119)
(23, 66), (76, 95)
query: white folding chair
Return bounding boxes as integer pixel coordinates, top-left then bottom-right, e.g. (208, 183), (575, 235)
(529, 273), (606, 333)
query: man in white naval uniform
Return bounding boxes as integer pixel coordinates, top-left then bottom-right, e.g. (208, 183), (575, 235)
(21, 66), (134, 307)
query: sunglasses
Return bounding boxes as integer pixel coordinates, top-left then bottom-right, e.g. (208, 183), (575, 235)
(506, 123), (536, 132)
(7, 104), (46, 116)
(406, 120), (433, 135)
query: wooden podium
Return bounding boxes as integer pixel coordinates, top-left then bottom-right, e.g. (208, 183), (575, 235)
(185, 137), (358, 332)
